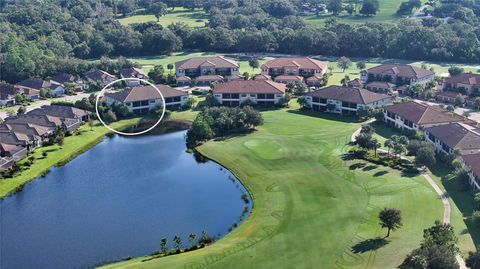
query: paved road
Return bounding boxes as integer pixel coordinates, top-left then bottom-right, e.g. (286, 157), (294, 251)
(0, 93), (90, 119)
(352, 125), (467, 269)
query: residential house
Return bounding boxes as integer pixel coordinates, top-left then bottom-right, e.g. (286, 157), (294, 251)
(83, 70), (117, 88)
(347, 78), (363, 88)
(120, 67), (149, 87)
(261, 57), (328, 87)
(29, 105), (90, 123)
(361, 64), (435, 87)
(213, 80), (286, 106)
(274, 75), (303, 85)
(365, 81), (397, 94)
(384, 101), (468, 131)
(0, 156), (15, 171)
(0, 123), (51, 147)
(105, 84), (189, 113)
(442, 73), (480, 96)
(462, 153), (480, 190)
(52, 73), (85, 92)
(4, 113), (80, 132)
(15, 78), (65, 97)
(0, 143), (27, 160)
(435, 91), (476, 106)
(195, 75), (224, 86)
(425, 123), (480, 155)
(175, 56), (240, 83)
(254, 74), (271, 81)
(0, 83), (17, 107)
(305, 86), (392, 115)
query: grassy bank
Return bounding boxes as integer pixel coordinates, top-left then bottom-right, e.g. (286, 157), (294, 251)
(118, 7), (208, 27)
(0, 118), (141, 199)
(371, 122), (477, 255)
(101, 107), (461, 269)
(302, 0), (427, 26)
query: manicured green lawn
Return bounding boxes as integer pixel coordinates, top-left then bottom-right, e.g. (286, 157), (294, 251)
(119, 52), (480, 88)
(303, 0), (425, 26)
(126, 52), (272, 76)
(118, 7), (208, 27)
(102, 108), (464, 269)
(324, 57), (480, 87)
(0, 118), (141, 199)
(371, 122), (477, 256)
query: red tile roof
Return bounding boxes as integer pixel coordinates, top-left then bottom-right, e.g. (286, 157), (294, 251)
(196, 75), (224, 81)
(274, 75), (303, 81)
(262, 57), (327, 72)
(307, 86), (391, 104)
(386, 101), (466, 125)
(444, 73), (480, 86)
(254, 74), (271, 81)
(426, 123), (480, 152)
(175, 56), (239, 69)
(105, 84), (187, 102)
(462, 153), (480, 179)
(366, 81), (396, 89)
(120, 67), (148, 78)
(367, 64), (434, 79)
(214, 80), (286, 94)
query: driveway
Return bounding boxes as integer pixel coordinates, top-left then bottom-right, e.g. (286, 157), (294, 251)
(0, 92), (91, 119)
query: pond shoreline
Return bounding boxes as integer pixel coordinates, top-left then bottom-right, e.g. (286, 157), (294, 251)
(0, 119), (190, 200)
(2, 129), (252, 269)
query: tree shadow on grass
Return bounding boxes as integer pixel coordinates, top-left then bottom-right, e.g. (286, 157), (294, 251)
(362, 165), (378, 171)
(374, 170), (389, 177)
(351, 238), (390, 254)
(349, 162), (366, 170)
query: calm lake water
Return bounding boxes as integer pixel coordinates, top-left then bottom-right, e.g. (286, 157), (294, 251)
(0, 131), (251, 269)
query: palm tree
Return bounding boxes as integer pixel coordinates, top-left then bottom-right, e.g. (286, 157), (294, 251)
(188, 233), (197, 248)
(160, 237), (168, 255)
(173, 235), (182, 251)
(384, 139), (394, 156)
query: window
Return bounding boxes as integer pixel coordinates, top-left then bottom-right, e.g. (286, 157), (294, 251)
(258, 94), (265, 99)
(231, 94), (239, 98)
(266, 94), (274, 99)
(222, 93), (231, 99)
(312, 97), (320, 103)
(241, 94), (247, 97)
(150, 100), (156, 103)
(320, 98), (327, 104)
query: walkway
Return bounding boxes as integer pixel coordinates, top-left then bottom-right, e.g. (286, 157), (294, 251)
(351, 125), (467, 269)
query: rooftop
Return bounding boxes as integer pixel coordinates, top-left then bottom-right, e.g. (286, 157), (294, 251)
(175, 56), (239, 70)
(386, 101), (466, 125)
(426, 123), (480, 153)
(105, 84), (187, 103)
(307, 86), (391, 104)
(262, 57), (328, 71)
(366, 64), (434, 79)
(444, 73), (480, 86)
(462, 153), (480, 179)
(214, 80), (286, 94)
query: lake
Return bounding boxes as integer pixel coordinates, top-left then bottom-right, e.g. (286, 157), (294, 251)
(0, 131), (251, 269)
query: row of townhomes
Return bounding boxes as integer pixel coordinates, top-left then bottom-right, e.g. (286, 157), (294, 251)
(384, 101), (480, 189)
(105, 84), (189, 113)
(174, 56), (328, 88)
(0, 67), (150, 107)
(436, 73), (480, 107)
(0, 105), (89, 171)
